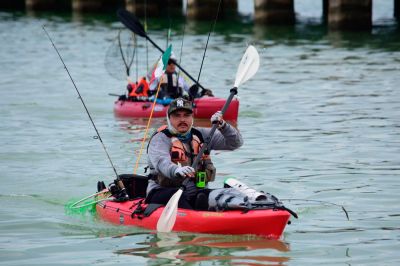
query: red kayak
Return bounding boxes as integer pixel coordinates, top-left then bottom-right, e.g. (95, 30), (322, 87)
(96, 196), (290, 239)
(114, 97), (239, 120)
(94, 175), (294, 239)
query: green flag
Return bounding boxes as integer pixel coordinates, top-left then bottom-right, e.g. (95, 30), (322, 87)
(153, 44), (172, 79)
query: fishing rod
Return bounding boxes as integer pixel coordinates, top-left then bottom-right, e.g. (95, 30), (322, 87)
(282, 198), (350, 220)
(166, 0), (172, 48)
(196, 0), (223, 86)
(176, 0), (188, 82)
(144, 0), (149, 70)
(42, 25), (128, 200)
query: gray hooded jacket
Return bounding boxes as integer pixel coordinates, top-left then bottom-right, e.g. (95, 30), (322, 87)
(146, 123), (243, 194)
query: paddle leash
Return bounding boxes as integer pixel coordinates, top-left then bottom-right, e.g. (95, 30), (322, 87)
(156, 45), (260, 233)
(43, 25), (129, 201)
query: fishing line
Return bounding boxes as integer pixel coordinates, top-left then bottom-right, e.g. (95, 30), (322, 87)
(145, 0), (149, 70)
(282, 198), (350, 220)
(43, 25), (128, 199)
(196, 0), (223, 84)
(176, 0), (189, 82)
(166, 0), (172, 48)
(135, 34), (139, 82)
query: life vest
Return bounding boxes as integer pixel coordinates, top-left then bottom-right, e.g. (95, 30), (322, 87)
(128, 77), (149, 97)
(159, 72), (182, 99)
(148, 125), (216, 188)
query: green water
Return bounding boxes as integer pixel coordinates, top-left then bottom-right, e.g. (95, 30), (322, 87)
(1, 3), (400, 265)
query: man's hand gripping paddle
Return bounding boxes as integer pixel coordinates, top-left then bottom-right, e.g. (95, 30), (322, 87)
(156, 45), (260, 233)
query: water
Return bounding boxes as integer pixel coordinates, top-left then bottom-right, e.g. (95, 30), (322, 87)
(1, 2), (400, 265)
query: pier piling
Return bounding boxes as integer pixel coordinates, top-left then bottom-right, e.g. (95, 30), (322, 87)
(254, 0), (295, 25)
(126, 0), (182, 17)
(72, 0), (124, 12)
(187, 0), (237, 20)
(26, 0), (70, 11)
(328, 0), (372, 30)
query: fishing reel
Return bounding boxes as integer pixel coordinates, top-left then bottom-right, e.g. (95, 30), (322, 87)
(108, 180), (129, 202)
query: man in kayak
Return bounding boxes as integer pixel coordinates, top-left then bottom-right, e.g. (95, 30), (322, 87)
(149, 55), (190, 104)
(146, 97), (243, 209)
(149, 55), (214, 104)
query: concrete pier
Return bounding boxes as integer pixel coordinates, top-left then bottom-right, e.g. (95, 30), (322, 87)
(26, 0), (70, 11)
(328, 0), (372, 30)
(0, 0), (398, 31)
(126, 0), (183, 17)
(187, 0), (238, 20)
(73, 0), (124, 12)
(254, 0), (295, 24)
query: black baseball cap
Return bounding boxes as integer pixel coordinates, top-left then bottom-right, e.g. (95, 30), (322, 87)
(168, 98), (193, 116)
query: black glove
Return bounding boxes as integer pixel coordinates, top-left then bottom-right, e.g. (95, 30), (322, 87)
(127, 84), (133, 93)
(188, 85), (199, 99)
(201, 88), (214, 97)
(182, 178), (197, 200)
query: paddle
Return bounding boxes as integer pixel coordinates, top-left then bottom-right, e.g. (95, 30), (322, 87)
(116, 8), (207, 91)
(156, 45), (260, 233)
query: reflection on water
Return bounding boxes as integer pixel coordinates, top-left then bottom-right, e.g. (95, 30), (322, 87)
(115, 233), (290, 265)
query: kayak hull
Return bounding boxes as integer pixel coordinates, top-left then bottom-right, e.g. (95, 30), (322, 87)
(96, 198), (290, 239)
(113, 97), (239, 120)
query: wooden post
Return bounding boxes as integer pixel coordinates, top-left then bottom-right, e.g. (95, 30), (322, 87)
(26, 0), (70, 11)
(187, 0), (237, 20)
(328, 0), (372, 30)
(0, 0), (25, 9)
(73, 0), (125, 12)
(254, 0), (295, 24)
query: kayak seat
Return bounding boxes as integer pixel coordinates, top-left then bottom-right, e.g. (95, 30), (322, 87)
(118, 174), (149, 199)
(194, 192), (209, 211)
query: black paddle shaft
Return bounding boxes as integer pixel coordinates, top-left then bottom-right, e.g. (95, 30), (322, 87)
(117, 9), (206, 91)
(191, 87), (238, 170)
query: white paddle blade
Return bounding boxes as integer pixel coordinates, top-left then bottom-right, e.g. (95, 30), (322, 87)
(234, 45), (260, 88)
(156, 188), (183, 232)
